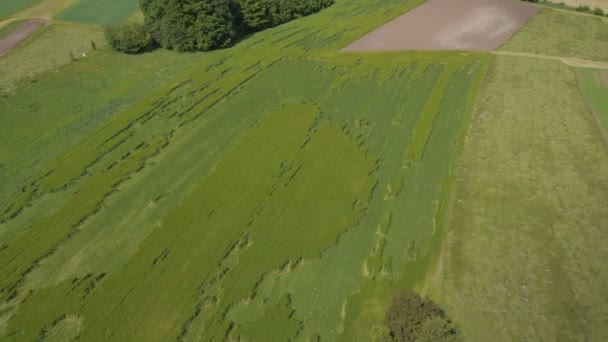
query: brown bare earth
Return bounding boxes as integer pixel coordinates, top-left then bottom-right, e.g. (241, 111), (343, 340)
(343, 0), (540, 52)
(0, 19), (48, 57)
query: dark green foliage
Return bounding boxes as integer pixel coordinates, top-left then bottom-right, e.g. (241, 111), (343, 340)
(385, 291), (460, 342)
(593, 7), (605, 16)
(139, 0), (334, 52)
(238, 0), (334, 31)
(576, 4), (591, 12)
(140, 0), (238, 52)
(105, 22), (153, 54)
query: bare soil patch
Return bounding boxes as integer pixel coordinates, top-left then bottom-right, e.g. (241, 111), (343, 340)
(343, 0), (540, 52)
(0, 18), (48, 57)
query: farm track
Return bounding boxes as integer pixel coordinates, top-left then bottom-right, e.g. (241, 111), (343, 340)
(493, 50), (608, 69)
(0, 18), (48, 57)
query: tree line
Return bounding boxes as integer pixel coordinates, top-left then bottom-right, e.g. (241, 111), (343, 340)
(106, 0), (334, 53)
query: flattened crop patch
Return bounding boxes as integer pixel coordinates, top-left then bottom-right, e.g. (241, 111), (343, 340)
(343, 0), (540, 52)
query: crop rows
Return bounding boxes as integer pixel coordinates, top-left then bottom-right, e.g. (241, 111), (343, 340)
(1, 52), (484, 340)
(0, 0), (488, 338)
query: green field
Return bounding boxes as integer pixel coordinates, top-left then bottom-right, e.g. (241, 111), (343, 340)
(0, 48), (485, 342)
(0, 0), (40, 19)
(501, 8), (608, 61)
(57, 0), (139, 25)
(2, 0), (608, 339)
(0, 0), (487, 339)
(433, 56), (608, 340)
(577, 68), (608, 138)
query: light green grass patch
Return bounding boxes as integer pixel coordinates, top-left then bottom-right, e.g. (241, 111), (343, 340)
(57, 0), (139, 26)
(577, 68), (608, 140)
(501, 8), (608, 61)
(437, 55), (608, 340)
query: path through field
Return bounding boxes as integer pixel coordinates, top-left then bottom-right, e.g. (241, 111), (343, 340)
(494, 50), (608, 69)
(0, 19), (48, 57)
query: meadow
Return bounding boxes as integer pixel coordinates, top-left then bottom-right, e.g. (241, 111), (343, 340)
(1, 0), (608, 340)
(432, 56), (608, 340)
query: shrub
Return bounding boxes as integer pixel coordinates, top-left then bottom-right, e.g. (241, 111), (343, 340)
(576, 4), (591, 12)
(593, 7), (605, 16)
(105, 22), (153, 54)
(384, 291), (460, 342)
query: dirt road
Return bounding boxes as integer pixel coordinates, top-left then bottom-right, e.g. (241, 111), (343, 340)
(0, 19), (48, 57)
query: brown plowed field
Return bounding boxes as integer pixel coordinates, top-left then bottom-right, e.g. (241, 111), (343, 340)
(0, 19), (48, 57)
(343, 0), (540, 52)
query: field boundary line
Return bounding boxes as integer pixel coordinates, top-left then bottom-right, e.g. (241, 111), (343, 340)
(534, 4), (608, 18)
(492, 50), (608, 70)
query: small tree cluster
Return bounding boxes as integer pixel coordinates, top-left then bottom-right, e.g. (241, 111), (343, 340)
(139, 0), (334, 52)
(105, 22), (153, 54)
(384, 291), (460, 342)
(576, 4), (591, 12)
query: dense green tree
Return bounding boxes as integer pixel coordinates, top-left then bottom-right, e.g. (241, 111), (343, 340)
(139, 0), (333, 52)
(105, 22), (153, 54)
(140, 0), (238, 52)
(239, 0), (272, 31)
(384, 291), (460, 342)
